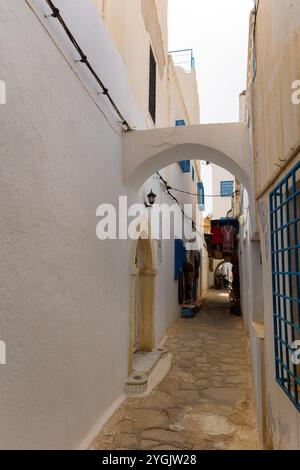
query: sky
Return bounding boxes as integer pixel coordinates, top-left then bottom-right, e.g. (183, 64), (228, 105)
(168, 0), (254, 123)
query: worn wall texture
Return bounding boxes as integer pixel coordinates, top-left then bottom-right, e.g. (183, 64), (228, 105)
(248, 0), (300, 449)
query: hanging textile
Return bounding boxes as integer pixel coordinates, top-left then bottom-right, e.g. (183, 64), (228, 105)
(204, 234), (213, 258)
(221, 224), (236, 253)
(213, 248), (223, 260)
(211, 224), (223, 245)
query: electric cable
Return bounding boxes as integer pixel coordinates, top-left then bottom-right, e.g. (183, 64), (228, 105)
(156, 172), (238, 198)
(155, 172), (204, 242)
(44, 0), (132, 132)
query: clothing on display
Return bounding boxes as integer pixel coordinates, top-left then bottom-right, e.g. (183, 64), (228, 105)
(221, 224), (236, 254)
(213, 248), (223, 260)
(210, 219), (239, 260)
(211, 224), (223, 245)
(204, 234), (213, 258)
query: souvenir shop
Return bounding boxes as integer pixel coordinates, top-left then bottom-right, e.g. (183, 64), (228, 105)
(205, 218), (241, 316)
(174, 239), (202, 317)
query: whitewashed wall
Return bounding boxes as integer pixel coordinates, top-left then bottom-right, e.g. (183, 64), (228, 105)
(0, 0), (201, 449)
(211, 164), (235, 219)
(0, 0), (144, 450)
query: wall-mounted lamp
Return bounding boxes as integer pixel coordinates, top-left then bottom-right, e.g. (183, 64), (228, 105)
(145, 189), (157, 208)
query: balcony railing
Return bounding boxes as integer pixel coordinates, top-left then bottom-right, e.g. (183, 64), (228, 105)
(169, 48), (195, 72)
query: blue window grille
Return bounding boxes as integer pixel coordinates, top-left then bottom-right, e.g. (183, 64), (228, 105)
(270, 160), (300, 411)
(175, 120), (191, 173)
(174, 239), (186, 281)
(197, 182), (205, 211)
(220, 180), (234, 197)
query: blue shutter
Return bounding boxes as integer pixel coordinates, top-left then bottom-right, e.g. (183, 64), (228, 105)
(174, 239), (186, 281)
(220, 180), (234, 197)
(175, 120), (190, 173)
(192, 167), (195, 182)
(179, 160), (191, 173)
(197, 182), (205, 211)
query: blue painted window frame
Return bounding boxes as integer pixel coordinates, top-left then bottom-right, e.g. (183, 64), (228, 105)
(197, 182), (205, 211)
(270, 160), (300, 412)
(220, 180), (234, 197)
(179, 160), (191, 173)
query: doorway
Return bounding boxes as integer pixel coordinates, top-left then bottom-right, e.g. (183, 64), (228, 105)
(128, 238), (156, 375)
(214, 260), (233, 289)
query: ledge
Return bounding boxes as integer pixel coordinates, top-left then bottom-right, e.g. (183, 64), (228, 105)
(252, 321), (265, 340)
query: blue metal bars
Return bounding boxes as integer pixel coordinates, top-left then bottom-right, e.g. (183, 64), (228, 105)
(270, 160), (300, 411)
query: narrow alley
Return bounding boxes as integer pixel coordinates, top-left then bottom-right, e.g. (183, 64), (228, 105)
(91, 291), (258, 450)
(1, 0), (300, 453)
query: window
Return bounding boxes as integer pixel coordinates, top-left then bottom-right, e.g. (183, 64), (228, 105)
(270, 160), (300, 411)
(220, 180), (234, 197)
(197, 182), (205, 211)
(179, 161), (190, 173)
(149, 46), (156, 123)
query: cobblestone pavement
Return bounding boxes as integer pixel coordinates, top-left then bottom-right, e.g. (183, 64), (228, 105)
(91, 290), (259, 450)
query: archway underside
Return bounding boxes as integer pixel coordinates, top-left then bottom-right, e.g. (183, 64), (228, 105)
(123, 122), (251, 191)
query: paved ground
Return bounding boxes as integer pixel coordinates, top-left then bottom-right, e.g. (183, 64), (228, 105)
(91, 290), (259, 450)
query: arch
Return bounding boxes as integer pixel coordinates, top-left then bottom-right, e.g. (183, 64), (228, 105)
(214, 260), (233, 284)
(128, 237), (157, 375)
(123, 122), (251, 192)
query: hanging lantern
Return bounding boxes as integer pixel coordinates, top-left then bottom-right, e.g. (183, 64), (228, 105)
(146, 190), (157, 206)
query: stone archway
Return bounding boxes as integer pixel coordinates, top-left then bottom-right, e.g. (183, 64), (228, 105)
(214, 260), (233, 286)
(128, 237), (156, 375)
(123, 122), (251, 193)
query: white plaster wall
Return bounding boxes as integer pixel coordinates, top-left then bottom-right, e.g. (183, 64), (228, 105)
(0, 0), (144, 449)
(96, 0), (170, 128)
(0, 0), (201, 449)
(211, 164), (235, 219)
(246, 0), (300, 448)
(174, 67), (200, 125)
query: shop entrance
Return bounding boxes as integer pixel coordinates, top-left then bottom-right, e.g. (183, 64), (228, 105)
(205, 218), (241, 316)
